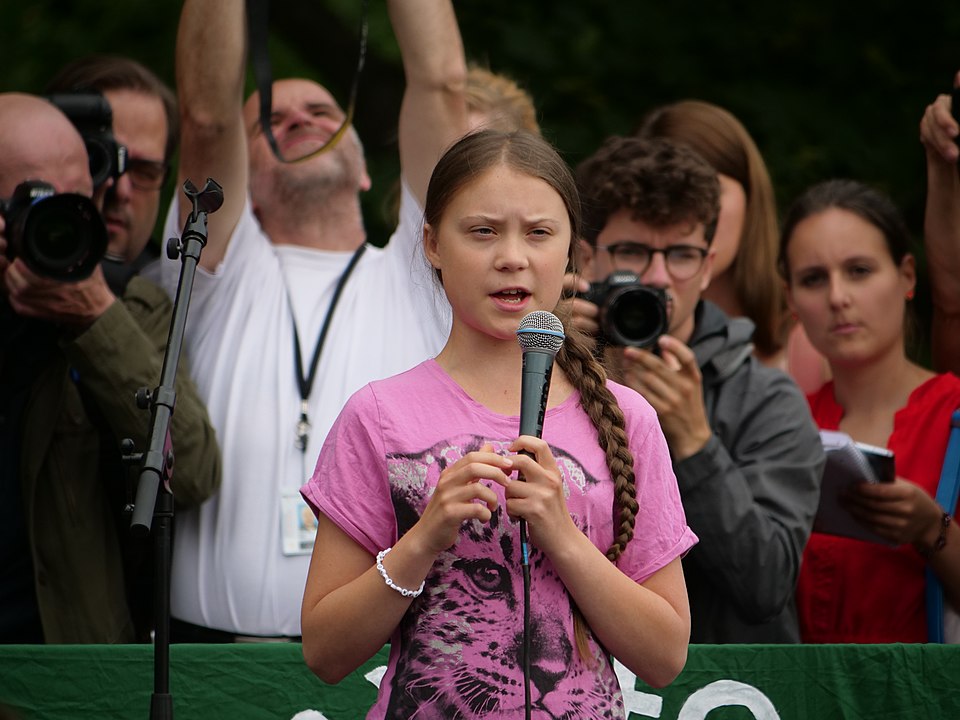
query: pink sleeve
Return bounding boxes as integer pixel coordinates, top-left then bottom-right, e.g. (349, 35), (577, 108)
(300, 384), (397, 556)
(611, 385), (698, 584)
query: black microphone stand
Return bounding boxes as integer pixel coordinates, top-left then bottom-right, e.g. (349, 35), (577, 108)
(125, 178), (223, 720)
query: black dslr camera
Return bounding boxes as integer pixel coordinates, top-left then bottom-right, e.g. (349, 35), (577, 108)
(47, 92), (127, 189)
(582, 270), (668, 348)
(1, 180), (108, 281)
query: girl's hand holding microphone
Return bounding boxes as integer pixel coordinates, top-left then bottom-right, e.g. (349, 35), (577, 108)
(503, 435), (578, 557)
(413, 443), (514, 554)
(414, 437), (576, 559)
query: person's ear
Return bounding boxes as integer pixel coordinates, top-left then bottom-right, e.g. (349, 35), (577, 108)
(358, 159), (372, 193)
(699, 247), (716, 293)
(423, 223), (441, 269)
(899, 253), (917, 298)
(577, 238), (596, 279)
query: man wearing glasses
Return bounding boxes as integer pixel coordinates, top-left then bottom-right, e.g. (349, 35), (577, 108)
(46, 55), (177, 290)
(572, 135), (823, 644)
(0, 59), (220, 644)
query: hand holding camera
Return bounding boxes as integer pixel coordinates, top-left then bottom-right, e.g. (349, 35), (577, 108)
(621, 335), (713, 461)
(1, 180), (114, 327)
(562, 273), (600, 338)
(579, 270), (668, 349)
(3, 250), (116, 329)
(1, 180), (107, 281)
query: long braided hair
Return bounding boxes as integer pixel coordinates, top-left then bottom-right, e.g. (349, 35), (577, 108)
(424, 130), (639, 659)
(554, 327), (639, 561)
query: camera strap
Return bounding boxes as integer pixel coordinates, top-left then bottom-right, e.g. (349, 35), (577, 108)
(286, 242), (367, 456)
(246, 0), (369, 163)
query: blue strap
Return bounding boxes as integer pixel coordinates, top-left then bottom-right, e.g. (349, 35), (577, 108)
(926, 409), (960, 642)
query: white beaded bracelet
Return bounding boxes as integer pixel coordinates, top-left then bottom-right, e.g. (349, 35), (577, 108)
(376, 547), (425, 599)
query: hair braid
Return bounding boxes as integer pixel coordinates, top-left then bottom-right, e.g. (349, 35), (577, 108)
(554, 325), (640, 665)
(556, 328), (639, 560)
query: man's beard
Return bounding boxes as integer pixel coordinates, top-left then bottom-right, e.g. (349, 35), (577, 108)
(268, 151), (357, 209)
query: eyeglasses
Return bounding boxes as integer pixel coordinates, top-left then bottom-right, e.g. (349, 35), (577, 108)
(598, 242), (708, 280)
(124, 158), (169, 191)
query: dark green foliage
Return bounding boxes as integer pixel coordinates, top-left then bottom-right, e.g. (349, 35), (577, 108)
(3, 2), (958, 316)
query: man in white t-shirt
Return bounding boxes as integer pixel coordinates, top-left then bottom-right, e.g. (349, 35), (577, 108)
(155, 0), (467, 639)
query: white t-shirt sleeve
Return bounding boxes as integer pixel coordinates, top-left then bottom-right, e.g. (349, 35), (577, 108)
(385, 180), (451, 353)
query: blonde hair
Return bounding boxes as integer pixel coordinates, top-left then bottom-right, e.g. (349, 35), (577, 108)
(465, 65), (540, 135)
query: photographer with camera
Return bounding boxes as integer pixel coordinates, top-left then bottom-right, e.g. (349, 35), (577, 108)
(0, 91), (220, 644)
(571, 135), (824, 643)
(46, 55), (181, 293)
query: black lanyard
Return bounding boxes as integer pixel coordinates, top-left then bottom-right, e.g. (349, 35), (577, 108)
(290, 243), (367, 453)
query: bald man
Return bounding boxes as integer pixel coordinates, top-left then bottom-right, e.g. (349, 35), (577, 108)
(0, 94), (220, 643)
(0, 94), (97, 286)
(150, 0), (468, 641)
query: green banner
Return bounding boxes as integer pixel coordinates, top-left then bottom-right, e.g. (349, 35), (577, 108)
(0, 643), (957, 719)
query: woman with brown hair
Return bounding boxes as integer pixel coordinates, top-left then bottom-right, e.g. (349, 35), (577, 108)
(780, 178), (960, 642)
(638, 99), (828, 393)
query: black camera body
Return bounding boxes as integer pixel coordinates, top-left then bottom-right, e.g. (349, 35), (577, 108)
(1, 180), (108, 281)
(583, 270), (668, 348)
(47, 92), (127, 189)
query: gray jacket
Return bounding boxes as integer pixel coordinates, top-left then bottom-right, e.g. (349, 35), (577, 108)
(676, 301), (823, 643)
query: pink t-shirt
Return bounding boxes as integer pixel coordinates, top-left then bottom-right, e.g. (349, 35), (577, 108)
(302, 359), (696, 719)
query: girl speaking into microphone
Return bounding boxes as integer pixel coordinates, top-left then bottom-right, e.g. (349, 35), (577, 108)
(299, 130), (696, 719)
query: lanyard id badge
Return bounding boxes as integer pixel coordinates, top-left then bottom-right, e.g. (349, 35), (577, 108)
(281, 491), (317, 556)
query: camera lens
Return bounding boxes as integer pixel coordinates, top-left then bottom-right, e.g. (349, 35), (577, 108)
(19, 194), (107, 280)
(604, 285), (668, 348)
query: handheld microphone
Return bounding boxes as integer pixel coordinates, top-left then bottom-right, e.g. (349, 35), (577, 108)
(516, 310), (566, 440)
(514, 311), (565, 557)
(515, 310), (565, 720)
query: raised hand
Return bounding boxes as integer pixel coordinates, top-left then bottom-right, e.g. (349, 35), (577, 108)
(919, 71), (960, 164)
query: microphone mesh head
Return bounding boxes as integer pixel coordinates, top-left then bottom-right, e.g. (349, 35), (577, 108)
(516, 310), (566, 355)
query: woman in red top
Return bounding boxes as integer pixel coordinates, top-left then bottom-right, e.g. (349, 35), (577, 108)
(779, 179), (960, 642)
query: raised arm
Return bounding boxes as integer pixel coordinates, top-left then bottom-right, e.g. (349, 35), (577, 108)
(389, 0), (469, 206)
(175, 0), (250, 270)
(921, 72), (960, 374)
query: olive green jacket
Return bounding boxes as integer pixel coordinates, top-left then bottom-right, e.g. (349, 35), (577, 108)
(18, 276), (220, 643)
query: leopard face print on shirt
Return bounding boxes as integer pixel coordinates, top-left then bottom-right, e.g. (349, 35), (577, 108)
(382, 434), (622, 719)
